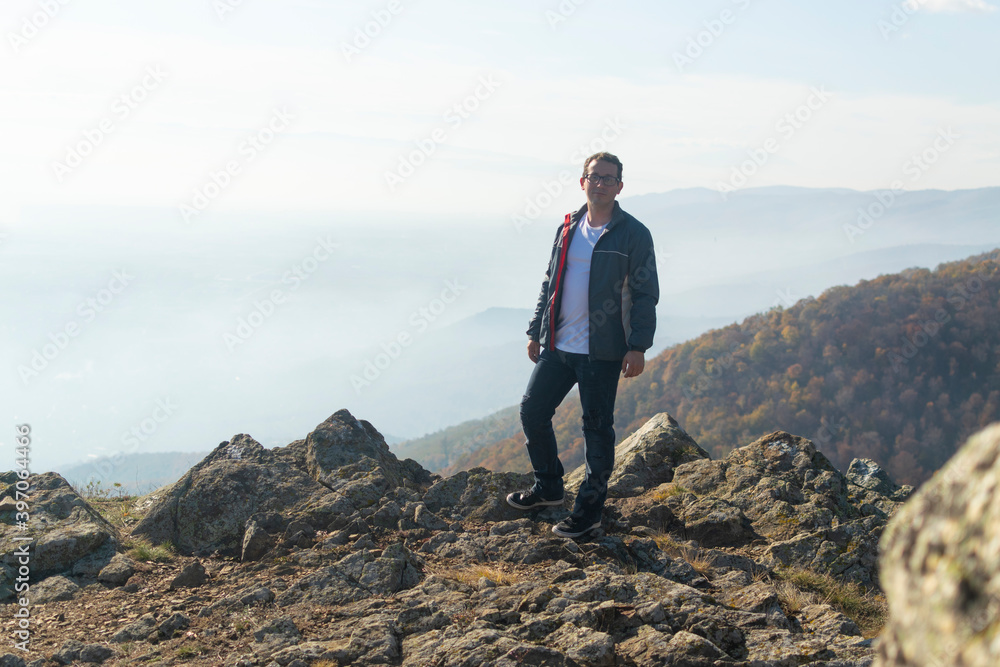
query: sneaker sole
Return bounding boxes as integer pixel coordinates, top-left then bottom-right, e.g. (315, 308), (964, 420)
(505, 493), (565, 510)
(551, 521), (602, 538)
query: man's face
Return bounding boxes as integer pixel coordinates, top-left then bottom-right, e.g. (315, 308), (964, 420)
(580, 159), (624, 206)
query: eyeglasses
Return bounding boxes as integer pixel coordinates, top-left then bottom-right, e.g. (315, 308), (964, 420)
(584, 174), (620, 186)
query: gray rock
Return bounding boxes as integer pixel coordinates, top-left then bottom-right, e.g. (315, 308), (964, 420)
(548, 623), (615, 666)
(671, 431), (895, 586)
(617, 626), (677, 667)
(111, 613), (156, 642)
(877, 422), (1000, 667)
(422, 468), (535, 523)
(666, 629), (729, 662)
(371, 499), (402, 529)
(0, 473), (118, 597)
(157, 612), (190, 638)
(50, 639), (84, 665)
(723, 581), (782, 615)
(129, 434), (328, 556)
(241, 519), (272, 562)
(97, 553), (135, 586)
(846, 458), (896, 496)
(253, 616), (301, 643)
(306, 409), (410, 492)
(79, 644), (114, 663)
(566, 412), (709, 499)
(0, 653), (26, 667)
(276, 542), (422, 607)
(30, 575), (79, 604)
(170, 560), (206, 589)
(239, 585), (275, 605)
(130, 410), (431, 556)
(679, 497), (757, 547)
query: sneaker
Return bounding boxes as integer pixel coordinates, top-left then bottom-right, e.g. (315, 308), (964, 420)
(506, 487), (564, 510)
(552, 515), (602, 538)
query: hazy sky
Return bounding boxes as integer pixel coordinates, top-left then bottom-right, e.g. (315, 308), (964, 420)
(1, 0), (998, 226)
(2, 0), (999, 474)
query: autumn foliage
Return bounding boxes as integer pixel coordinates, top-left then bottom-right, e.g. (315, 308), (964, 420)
(448, 250), (1000, 486)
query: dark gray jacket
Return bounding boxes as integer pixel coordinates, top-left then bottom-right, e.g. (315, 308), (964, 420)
(527, 201), (659, 361)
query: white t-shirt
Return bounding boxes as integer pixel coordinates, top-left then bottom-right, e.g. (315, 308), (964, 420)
(554, 213), (607, 354)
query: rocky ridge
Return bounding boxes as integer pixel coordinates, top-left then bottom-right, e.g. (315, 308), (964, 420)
(1, 409), (916, 666)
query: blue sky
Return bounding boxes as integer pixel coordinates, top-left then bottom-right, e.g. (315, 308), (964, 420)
(1, 0), (997, 225)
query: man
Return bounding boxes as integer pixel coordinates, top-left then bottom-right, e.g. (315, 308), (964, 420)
(507, 152), (659, 538)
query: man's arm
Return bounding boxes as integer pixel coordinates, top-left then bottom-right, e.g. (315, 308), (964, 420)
(525, 225), (564, 358)
(625, 226), (659, 357)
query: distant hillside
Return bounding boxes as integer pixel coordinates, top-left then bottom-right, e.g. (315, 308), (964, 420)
(446, 250), (1000, 486)
(392, 406), (521, 472)
(57, 451), (211, 496)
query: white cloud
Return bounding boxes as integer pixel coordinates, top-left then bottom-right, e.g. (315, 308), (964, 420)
(905, 0), (997, 12)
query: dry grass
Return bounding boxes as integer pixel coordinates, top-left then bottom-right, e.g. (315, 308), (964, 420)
(650, 483), (690, 503)
(432, 563), (524, 587)
(650, 531), (716, 577)
(88, 497), (140, 530)
(774, 579), (822, 614)
(774, 567), (888, 638)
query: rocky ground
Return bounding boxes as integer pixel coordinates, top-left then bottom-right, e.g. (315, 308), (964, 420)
(1, 409), (918, 666)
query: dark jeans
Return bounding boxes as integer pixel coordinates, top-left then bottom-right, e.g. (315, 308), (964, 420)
(520, 347), (621, 521)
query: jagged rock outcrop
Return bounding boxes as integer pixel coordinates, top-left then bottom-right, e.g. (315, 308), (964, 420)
(876, 422), (1000, 667)
(6, 410), (913, 666)
(0, 472), (119, 600)
(566, 412), (710, 500)
(660, 430), (909, 586)
(130, 409), (434, 557)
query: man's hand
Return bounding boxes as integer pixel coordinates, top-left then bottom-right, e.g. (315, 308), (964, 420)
(527, 340), (541, 363)
(622, 350), (645, 378)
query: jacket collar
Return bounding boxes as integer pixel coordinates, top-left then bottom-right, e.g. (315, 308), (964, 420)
(571, 201), (624, 230)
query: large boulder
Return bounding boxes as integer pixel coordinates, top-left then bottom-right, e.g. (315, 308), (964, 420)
(876, 422), (1000, 667)
(0, 472), (118, 600)
(670, 431), (904, 586)
(565, 412), (709, 500)
(130, 410), (432, 556)
(129, 434), (328, 556)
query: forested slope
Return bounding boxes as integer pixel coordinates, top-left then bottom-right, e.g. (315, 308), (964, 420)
(447, 250), (1000, 486)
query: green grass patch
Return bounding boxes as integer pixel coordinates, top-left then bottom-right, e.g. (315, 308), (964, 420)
(176, 644), (205, 660)
(775, 567), (888, 638)
(125, 539), (176, 563)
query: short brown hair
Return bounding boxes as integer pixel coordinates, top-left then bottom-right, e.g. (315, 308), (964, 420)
(582, 152), (623, 180)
